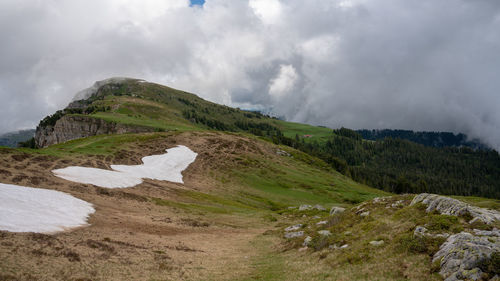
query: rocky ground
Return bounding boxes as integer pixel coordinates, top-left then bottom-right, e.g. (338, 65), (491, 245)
(281, 194), (500, 281)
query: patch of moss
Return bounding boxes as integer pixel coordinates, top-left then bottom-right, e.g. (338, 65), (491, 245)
(425, 215), (459, 232)
(397, 233), (446, 255)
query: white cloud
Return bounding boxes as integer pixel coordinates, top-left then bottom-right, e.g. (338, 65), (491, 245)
(249, 0), (283, 24)
(269, 64), (298, 99)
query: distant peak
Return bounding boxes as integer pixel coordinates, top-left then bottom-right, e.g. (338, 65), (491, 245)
(72, 77), (146, 101)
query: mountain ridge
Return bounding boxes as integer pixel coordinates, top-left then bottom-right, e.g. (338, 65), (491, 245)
(32, 78), (500, 199)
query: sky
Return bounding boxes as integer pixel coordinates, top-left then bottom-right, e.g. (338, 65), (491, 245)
(1, 0), (500, 149)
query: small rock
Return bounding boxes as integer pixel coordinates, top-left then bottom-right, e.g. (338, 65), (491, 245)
(314, 204), (326, 211)
(285, 224), (303, 232)
(414, 226), (428, 238)
(355, 207), (366, 214)
(276, 149), (291, 157)
(316, 220), (328, 225)
(329, 244), (348, 250)
(303, 236), (312, 246)
(298, 246), (308, 252)
(369, 240), (385, 246)
(284, 231), (304, 239)
(344, 231), (352, 235)
(318, 230), (331, 236)
(330, 206), (346, 216)
(373, 197), (391, 204)
(414, 225), (450, 238)
(360, 211), (370, 217)
(299, 205), (312, 211)
(312, 215), (321, 219)
(391, 200), (404, 208)
(287, 206), (297, 210)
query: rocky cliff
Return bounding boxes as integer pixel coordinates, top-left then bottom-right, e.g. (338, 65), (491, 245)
(35, 115), (156, 148)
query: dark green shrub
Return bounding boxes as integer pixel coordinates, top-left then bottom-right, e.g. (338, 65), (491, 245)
(398, 233), (446, 255)
(478, 252), (500, 276)
(426, 215), (458, 232)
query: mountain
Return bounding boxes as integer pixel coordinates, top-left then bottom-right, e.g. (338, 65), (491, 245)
(356, 129), (489, 150)
(34, 77), (333, 148)
(0, 129), (35, 147)
(1, 78), (499, 280)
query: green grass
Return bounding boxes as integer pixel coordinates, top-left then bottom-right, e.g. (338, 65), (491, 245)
(241, 236), (289, 281)
(272, 120), (333, 144)
(152, 197), (233, 214)
(451, 195), (500, 211)
(19, 132), (170, 157)
(89, 111), (198, 132)
(228, 148), (388, 209)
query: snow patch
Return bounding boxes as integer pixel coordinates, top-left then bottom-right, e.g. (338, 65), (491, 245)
(52, 145), (198, 188)
(0, 183), (95, 233)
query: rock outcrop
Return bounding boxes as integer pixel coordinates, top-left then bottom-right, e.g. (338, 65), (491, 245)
(35, 115), (156, 148)
(433, 231), (500, 281)
(298, 204), (326, 211)
(411, 193), (500, 224)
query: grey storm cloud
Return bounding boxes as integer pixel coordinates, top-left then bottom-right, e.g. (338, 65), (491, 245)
(1, 0), (500, 149)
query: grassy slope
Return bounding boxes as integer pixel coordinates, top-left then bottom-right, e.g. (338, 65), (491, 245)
(271, 120), (333, 144)
(20, 131), (387, 209)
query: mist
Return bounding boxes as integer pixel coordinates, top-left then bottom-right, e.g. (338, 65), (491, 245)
(1, 0), (500, 149)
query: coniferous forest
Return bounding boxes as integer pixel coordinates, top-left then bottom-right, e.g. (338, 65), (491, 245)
(283, 128), (500, 199)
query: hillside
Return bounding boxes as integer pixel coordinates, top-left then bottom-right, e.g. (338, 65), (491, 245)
(34, 78), (332, 148)
(0, 129), (35, 148)
(1, 130), (393, 280)
(1, 78), (499, 280)
(317, 129), (500, 199)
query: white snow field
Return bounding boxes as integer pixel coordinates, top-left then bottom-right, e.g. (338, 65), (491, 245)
(52, 145), (198, 188)
(0, 183), (95, 233)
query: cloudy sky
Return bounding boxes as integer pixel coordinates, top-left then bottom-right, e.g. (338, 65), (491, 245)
(1, 0), (500, 149)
